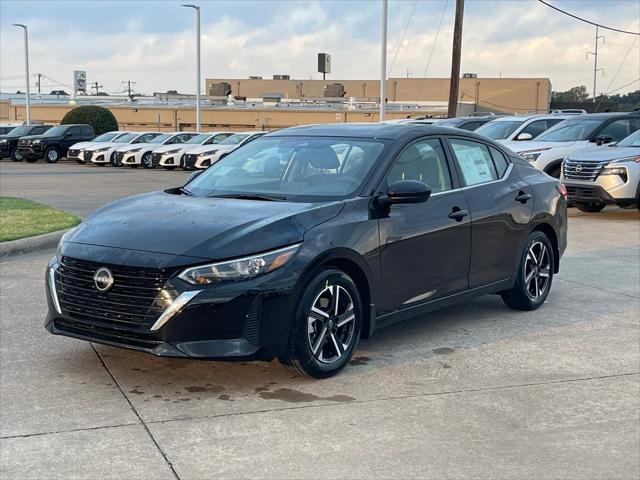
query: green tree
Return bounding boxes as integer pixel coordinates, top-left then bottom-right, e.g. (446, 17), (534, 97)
(60, 105), (118, 135)
(552, 85), (590, 102)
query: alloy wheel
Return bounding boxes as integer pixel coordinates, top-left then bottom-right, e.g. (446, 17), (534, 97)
(47, 149), (58, 162)
(307, 284), (356, 364)
(524, 241), (551, 300)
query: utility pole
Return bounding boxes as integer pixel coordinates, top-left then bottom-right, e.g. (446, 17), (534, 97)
(447, 0), (465, 118)
(122, 80), (136, 100)
(12, 24), (30, 124)
(36, 73), (42, 94)
(586, 26), (605, 102)
(182, 4), (201, 132)
(380, 0), (388, 122)
(91, 81), (103, 95)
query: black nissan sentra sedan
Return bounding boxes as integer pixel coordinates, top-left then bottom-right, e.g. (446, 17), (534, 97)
(45, 124), (567, 378)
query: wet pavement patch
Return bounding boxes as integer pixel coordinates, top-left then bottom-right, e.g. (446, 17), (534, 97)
(349, 356), (372, 366)
(258, 387), (355, 403)
(433, 347), (455, 355)
(184, 385), (224, 394)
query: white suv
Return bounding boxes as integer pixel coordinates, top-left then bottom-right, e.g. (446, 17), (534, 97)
(114, 132), (198, 168)
(503, 112), (640, 178)
(475, 113), (574, 144)
(150, 131), (234, 169)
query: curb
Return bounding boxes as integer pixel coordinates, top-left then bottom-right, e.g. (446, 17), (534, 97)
(0, 228), (70, 258)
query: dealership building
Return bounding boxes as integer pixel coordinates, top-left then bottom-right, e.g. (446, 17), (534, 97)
(1, 76), (550, 132)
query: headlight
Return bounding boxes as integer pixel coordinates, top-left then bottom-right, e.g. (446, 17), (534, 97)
(165, 149), (181, 154)
(178, 243), (301, 284)
(32, 139), (41, 145)
(600, 165), (627, 181)
(198, 151), (214, 157)
(125, 148), (141, 154)
(93, 147), (110, 153)
(0, 139), (7, 144)
(521, 151), (542, 162)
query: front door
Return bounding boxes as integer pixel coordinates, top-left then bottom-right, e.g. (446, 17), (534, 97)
(377, 137), (471, 314)
(447, 137), (534, 288)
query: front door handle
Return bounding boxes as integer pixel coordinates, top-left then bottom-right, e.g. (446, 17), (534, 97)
(448, 207), (469, 222)
(515, 191), (532, 204)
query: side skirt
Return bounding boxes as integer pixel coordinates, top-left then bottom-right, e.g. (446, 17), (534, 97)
(372, 278), (513, 333)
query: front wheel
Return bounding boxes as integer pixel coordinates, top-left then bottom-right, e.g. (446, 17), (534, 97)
(279, 268), (362, 379)
(575, 202), (606, 213)
(45, 147), (61, 163)
(501, 231), (554, 311)
(141, 152), (154, 169)
(10, 147), (22, 161)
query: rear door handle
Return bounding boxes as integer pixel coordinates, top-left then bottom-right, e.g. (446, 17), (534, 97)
(515, 191), (532, 204)
(448, 207), (469, 222)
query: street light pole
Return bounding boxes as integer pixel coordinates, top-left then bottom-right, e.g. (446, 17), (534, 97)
(182, 4), (201, 132)
(380, 0), (388, 122)
(13, 24), (30, 124)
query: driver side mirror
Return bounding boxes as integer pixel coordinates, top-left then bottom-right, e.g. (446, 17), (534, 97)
(516, 132), (533, 141)
(594, 135), (613, 145)
(377, 180), (431, 207)
(64, 132), (72, 138)
(186, 170), (202, 183)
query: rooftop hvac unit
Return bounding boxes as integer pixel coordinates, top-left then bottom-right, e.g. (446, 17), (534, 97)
(210, 82), (232, 96)
(248, 76), (263, 80)
(462, 73), (478, 78)
(324, 83), (345, 97)
(273, 75), (290, 80)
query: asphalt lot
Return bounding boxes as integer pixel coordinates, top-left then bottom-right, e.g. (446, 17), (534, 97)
(1, 160), (639, 479)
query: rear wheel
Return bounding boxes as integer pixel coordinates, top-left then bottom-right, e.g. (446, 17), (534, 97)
(45, 147), (60, 163)
(10, 147), (22, 161)
(575, 202), (606, 213)
(279, 268), (362, 379)
(501, 231), (554, 311)
(141, 152), (154, 169)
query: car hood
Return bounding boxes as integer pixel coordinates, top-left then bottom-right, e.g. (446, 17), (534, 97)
(84, 141), (125, 151)
(152, 144), (193, 154)
(503, 140), (581, 153)
(183, 144), (232, 155)
(66, 191), (344, 260)
(114, 142), (157, 152)
(70, 141), (100, 150)
(567, 145), (640, 162)
(19, 134), (59, 142)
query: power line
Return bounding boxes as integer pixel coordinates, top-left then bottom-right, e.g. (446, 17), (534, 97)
(388, 0), (418, 78)
(595, 37), (639, 110)
(537, 0), (640, 36)
(606, 78), (640, 95)
(417, 0), (448, 100)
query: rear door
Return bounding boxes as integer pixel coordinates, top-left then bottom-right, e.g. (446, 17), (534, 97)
(377, 137), (471, 313)
(62, 126), (82, 151)
(446, 137), (534, 288)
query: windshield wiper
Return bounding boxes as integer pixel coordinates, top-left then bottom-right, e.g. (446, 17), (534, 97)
(209, 193), (287, 201)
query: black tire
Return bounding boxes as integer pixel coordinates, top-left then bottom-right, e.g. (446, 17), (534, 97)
(575, 202), (606, 213)
(501, 231), (554, 311)
(279, 268), (362, 379)
(10, 147), (23, 162)
(141, 152), (154, 169)
(45, 147), (61, 163)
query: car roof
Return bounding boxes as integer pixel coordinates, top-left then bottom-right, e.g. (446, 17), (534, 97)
(569, 112), (640, 120)
(266, 122), (480, 140)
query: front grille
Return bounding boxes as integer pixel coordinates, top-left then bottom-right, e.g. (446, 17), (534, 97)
(68, 149), (79, 157)
(563, 159), (607, 180)
(55, 256), (176, 333)
(115, 151), (125, 162)
(84, 151), (93, 162)
(152, 152), (162, 164)
(18, 139), (29, 146)
(243, 295), (262, 346)
(184, 153), (197, 165)
(565, 185), (601, 200)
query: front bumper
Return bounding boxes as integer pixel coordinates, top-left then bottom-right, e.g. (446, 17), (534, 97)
(17, 145), (44, 159)
(0, 144), (13, 157)
(153, 152), (182, 167)
(564, 178), (637, 205)
(67, 149), (85, 162)
(44, 252), (299, 360)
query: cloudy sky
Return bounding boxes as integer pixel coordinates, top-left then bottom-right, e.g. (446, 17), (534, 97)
(1, 0), (638, 97)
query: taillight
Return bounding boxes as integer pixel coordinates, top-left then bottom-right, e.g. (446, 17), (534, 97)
(556, 183), (568, 200)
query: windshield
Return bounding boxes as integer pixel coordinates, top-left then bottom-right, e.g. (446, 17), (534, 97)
(476, 120), (524, 140)
(186, 134), (211, 144)
(617, 130), (640, 148)
(187, 136), (387, 201)
(149, 134), (172, 144)
(93, 132), (122, 142)
(536, 119), (601, 142)
(219, 134), (250, 145)
(43, 126), (68, 136)
(5, 126), (31, 136)
(113, 133), (138, 143)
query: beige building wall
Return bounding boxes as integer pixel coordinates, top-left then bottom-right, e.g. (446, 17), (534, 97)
(208, 77), (551, 114)
(6, 103), (429, 132)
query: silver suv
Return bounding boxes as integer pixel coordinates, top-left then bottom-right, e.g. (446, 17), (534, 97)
(561, 130), (640, 212)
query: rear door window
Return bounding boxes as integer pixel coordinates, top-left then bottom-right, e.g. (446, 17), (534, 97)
(489, 146), (510, 177)
(449, 138), (498, 186)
